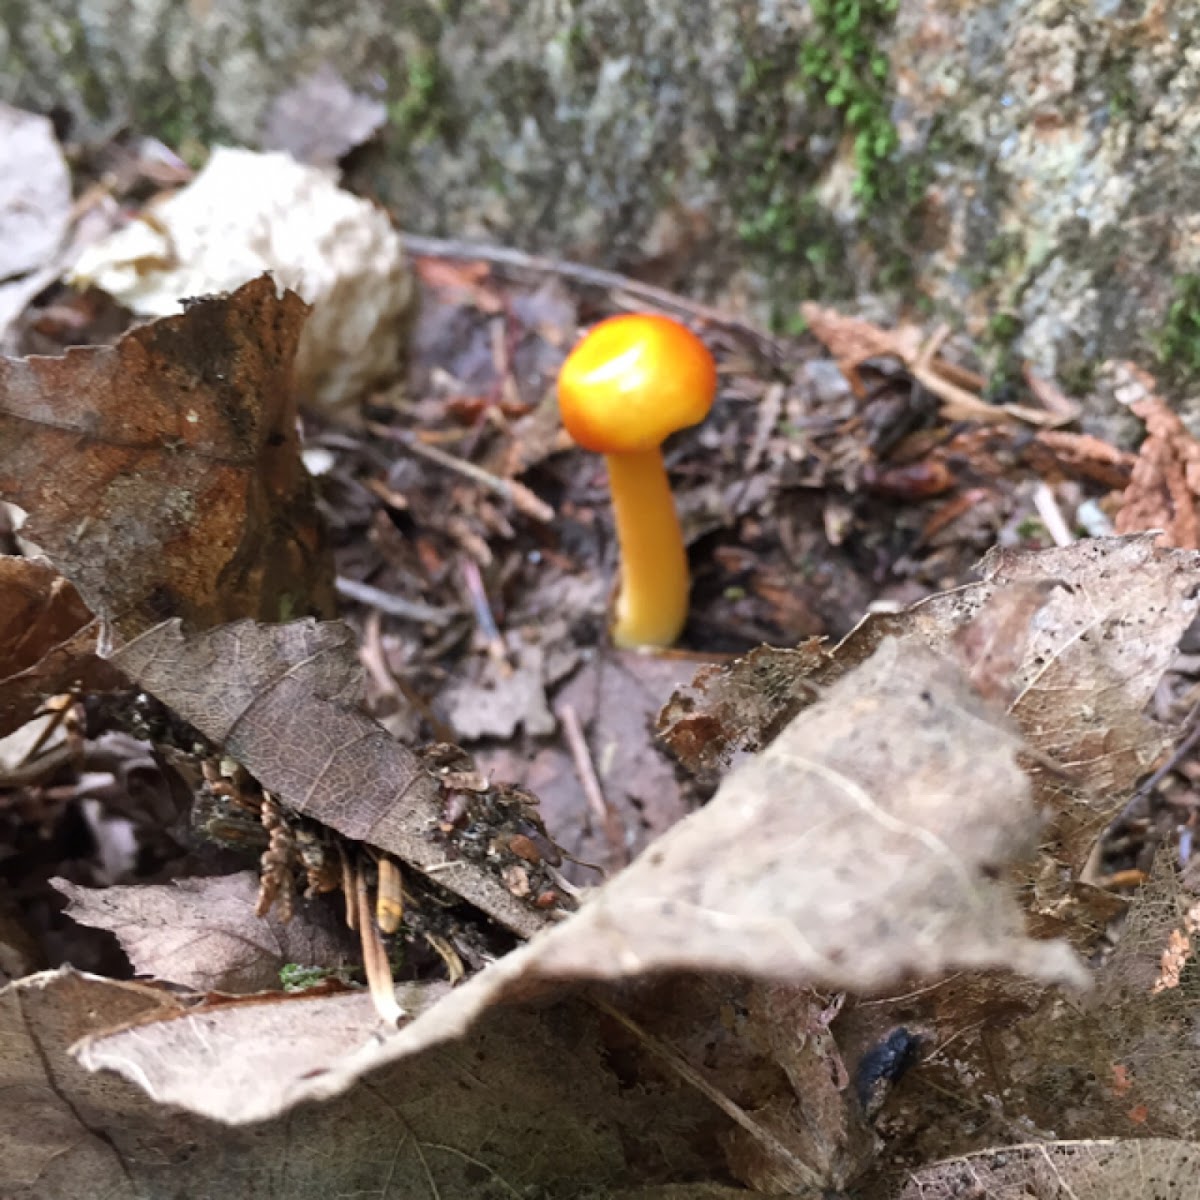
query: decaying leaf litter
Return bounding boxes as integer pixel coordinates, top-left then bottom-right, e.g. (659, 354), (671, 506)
(4, 113), (1200, 1199)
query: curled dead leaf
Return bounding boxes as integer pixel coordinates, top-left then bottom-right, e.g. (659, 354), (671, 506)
(0, 557), (91, 672)
(7, 968), (690, 1197)
(662, 536), (1200, 875)
(0, 275), (336, 637)
(0, 556), (122, 737)
(54, 872), (357, 993)
(108, 616), (550, 938)
(78, 637), (1082, 1125)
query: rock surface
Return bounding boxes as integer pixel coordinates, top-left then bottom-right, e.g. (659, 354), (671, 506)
(4, 0), (1200, 433)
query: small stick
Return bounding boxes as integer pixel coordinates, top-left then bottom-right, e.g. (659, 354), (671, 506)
(744, 381), (784, 474)
(0, 741), (74, 788)
(1115, 697), (1200, 824)
(557, 702), (627, 867)
(460, 558), (509, 668)
(335, 576), (455, 626)
(366, 421), (554, 523)
(589, 997), (825, 1192)
(355, 858), (404, 1025)
(17, 694), (73, 767)
(376, 855), (404, 934)
(361, 611), (459, 742)
(337, 842), (358, 931)
(401, 233), (791, 362)
(423, 931), (466, 985)
(1032, 482), (1075, 547)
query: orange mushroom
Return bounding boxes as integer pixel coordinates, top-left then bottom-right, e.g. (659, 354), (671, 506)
(557, 313), (717, 648)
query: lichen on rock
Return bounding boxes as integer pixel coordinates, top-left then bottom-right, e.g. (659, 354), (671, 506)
(7, 0), (1200, 435)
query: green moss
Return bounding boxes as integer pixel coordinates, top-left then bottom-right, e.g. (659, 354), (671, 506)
(143, 70), (218, 161)
(561, 21), (599, 77)
(725, 0), (924, 330)
(800, 0), (900, 205)
(987, 311), (1022, 346)
(1015, 516), (1047, 544)
(731, 0), (904, 237)
(1099, 49), (1139, 122)
(1057, 356), (1098, 398)
(1157, 273), (1200, 382)
(982, 309), (1024, 395)
(490, 59), (554, 138)
(388, 45), (455, 150)
(279, 963), (359, 992)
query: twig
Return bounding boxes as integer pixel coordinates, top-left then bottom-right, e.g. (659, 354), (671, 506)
(417, 1143), (523, 1200)
(0, 741), (75, 788)
(367, 421), (554, 523)
(460, 558), (509, 669)
(337, 842), (357, 931)
(557, 701), (627, 867)
(1032, 482), (1075, 546)
(1115, 696), (1200, 824)
(400, 232), (791, 362)
(15, 695), (73, 768)
(589, 996), (825, 1192)
(361, 611), (458, 742)
(355, 857), (404, 1026)
(335, 576), (456, 626)
(744, 381), (784, 474)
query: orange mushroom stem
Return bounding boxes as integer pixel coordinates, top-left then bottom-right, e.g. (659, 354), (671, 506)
(557, 313), (717, 648)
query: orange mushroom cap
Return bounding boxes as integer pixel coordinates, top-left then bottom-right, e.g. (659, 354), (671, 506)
(557, 314), (717, 454)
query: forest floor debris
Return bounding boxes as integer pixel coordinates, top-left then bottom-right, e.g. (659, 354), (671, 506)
(4, 109), (1200, 1198)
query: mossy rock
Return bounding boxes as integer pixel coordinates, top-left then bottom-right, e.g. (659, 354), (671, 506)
(7, 0), (1200, 437)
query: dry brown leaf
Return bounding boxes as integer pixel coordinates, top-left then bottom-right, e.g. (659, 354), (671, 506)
(1113, 361), (1200, 549)
(0, 967), (183, 1198)
(890, 1138), (1200, 1199)
(663, 536), (1200, 873)
(54, 872), (357, 993)
(800, 301), (923, 393)
(464, 638), (1082, 993)
(0, 557), (90, 672)
(658, 639), (830, 774)
(79, 637), (1082, 1125)
(1011, 854), (1200, 1141)
(9, 968), (702, 1198)
(0, 905), (38, 984)
(592, 975), (865, 1196)
(440, 624), (578, 740)
(0, 556), (123, 736)
(1032, 428), (1136, 490)
(915, 537), (1200, 870)
(823, 853), (1200, 1170)
(0, 623), (120, 741)
(0, 275), (336, 638)
(950, 577), (1062, 705)
(109, 616), (549, 938)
